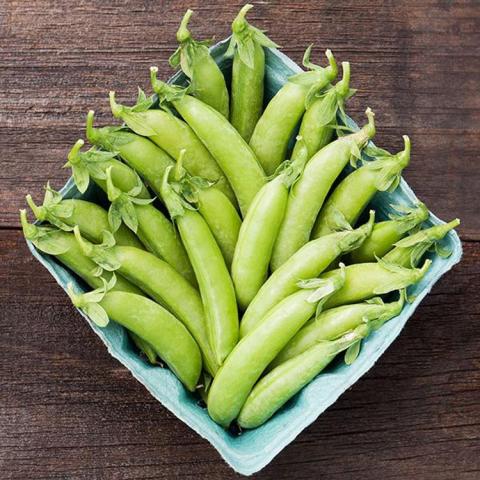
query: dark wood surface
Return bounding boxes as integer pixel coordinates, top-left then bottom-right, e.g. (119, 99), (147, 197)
(1, 1), (479, 478)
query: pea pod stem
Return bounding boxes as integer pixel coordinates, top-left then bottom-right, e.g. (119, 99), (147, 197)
(161, 165), (238, 365)
(151, 68), (266, 216)
(249, 47), (338, 175)
(312, 135), (411, 238)
(271, 108), (376, 271)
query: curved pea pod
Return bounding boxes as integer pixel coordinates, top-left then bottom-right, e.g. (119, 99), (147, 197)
(271, 290), (405, 369)
(249, 47), (338, 175)
(169, 9), (229, 117)
(349, 202), (429, 263)
(26, 185), (143, 249)
(73, 227), (219, 376)
(232, 142), (309, 311)
(238, 325), (369, 429)
(67, 282), (202, 392)
(207, 267), (346, 427)
(20, 211), (157, 362)
(291, 61), (355, 161)
(240, 211), (375, 337)
(322, 258), (431, 309)
(161, 166), (238, 365)
(271, 108), (376, 271)
(151, 69), (266, 217)
(226, 4), (278, 142)
(312, 135), (411, 238)
(383, 218), (460, 268)
(107, 94), (236, 205)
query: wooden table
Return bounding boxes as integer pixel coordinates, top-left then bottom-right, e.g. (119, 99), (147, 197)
(1, 1), (479, 478)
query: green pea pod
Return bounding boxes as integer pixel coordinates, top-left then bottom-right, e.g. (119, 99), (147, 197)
(169, 9), (229, 117)
(271, 290), (406, 369)
(67, 282), (202, 392)
(26, 185), (143, 249)
(232, 140), (309, 311)
(107, 94), (236, 205)
(20, 211), (158, 362)
(271, 108), (376, 271)
(291, 61), (355, 161)
(161, 166), (238, 365)
(65, 142), (195, 285)
(151, 69), (266, 217)
(240, 211), (375, 337)
(349, 202), (429, 263)
(73, 227), (219, 376)
(312, 135), (411, 238)
(207, 267), (346, 427)
(227, 4), (278, 142)
(238, 324), (370, 429)
(321, 258), (431, 309)
(249, 47), (338, 175)
(383, 218), (460, 268)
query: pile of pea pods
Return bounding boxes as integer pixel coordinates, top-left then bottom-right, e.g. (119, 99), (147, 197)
(22, 5), (460, 430)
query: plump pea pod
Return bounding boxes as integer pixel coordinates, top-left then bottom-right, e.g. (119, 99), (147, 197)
(249, 47), (338, 175)
(226, 4), (278, 142)
(67, 282), (202, 391)
(207, 268), (346, 427)
(107, 93), (236, 205)
(383, 219), (460, 268)
(161, 166), (238, 365)
(271, 108), (376, 270)
(321, 258), (431, 309)
(151, 69), (266, 217)
(169, 9), (229, 117)
(238, 324), (370, 429)
(26, 185), (143, 249)
(240, 211), (375, 337)
(65, 143), (195, 285)
(20, 211), (158, 362)
(271, 290), (405, 369)
(73, 227), (219, 376)
(312, 135), (411, 238)
(291, 61), (355, 161)
(349, 202), (429, 263)
(232, 141), (309, 310)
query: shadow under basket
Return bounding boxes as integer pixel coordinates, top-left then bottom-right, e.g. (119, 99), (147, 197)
(26, 38), (462, 476)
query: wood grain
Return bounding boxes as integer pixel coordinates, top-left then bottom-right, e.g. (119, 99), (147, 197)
(1, 0), (479, 478)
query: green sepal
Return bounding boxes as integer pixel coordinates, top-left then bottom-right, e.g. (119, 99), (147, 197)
(105, 166), (154, 233)
(160, 165), (197, 220)
(388, 202), (429, 234)
(150, 67), (192, 110)
(288, 47), (337, 86)
(66, 275), (116, 327)
(344, 339), (362, 365)
(226, 4), (278, 69)
(337, 210), (375, 251)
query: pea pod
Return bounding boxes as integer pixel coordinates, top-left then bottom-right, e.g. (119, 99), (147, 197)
(312, 135), (411, 238)
(349, 202), (429, 263)
(73, 227), (219, 376)
(383, 219), (460, 268)
(322, 258), (431, 309)
(161, 166), (238, 365)
(232, 141), (309, 311)
(169, 9), (229, 117)
(249, 47), (338, 175)
(67, 282), (202, 392)
(240, 211), (375, 337)
(151, 69), (266, 217)
(271, 108), (376, 271)
(26, 185), (143, 249)
(226, 4), (277, 142)
(290, 60), (355, 161)
(271, 290), (405, 369)
(66, 143), (195, 285)
(20, 211), (157, 362)
(107, 94), (236, 205)
(207, 267), (346, 427)
(238, 324), (370, 429)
